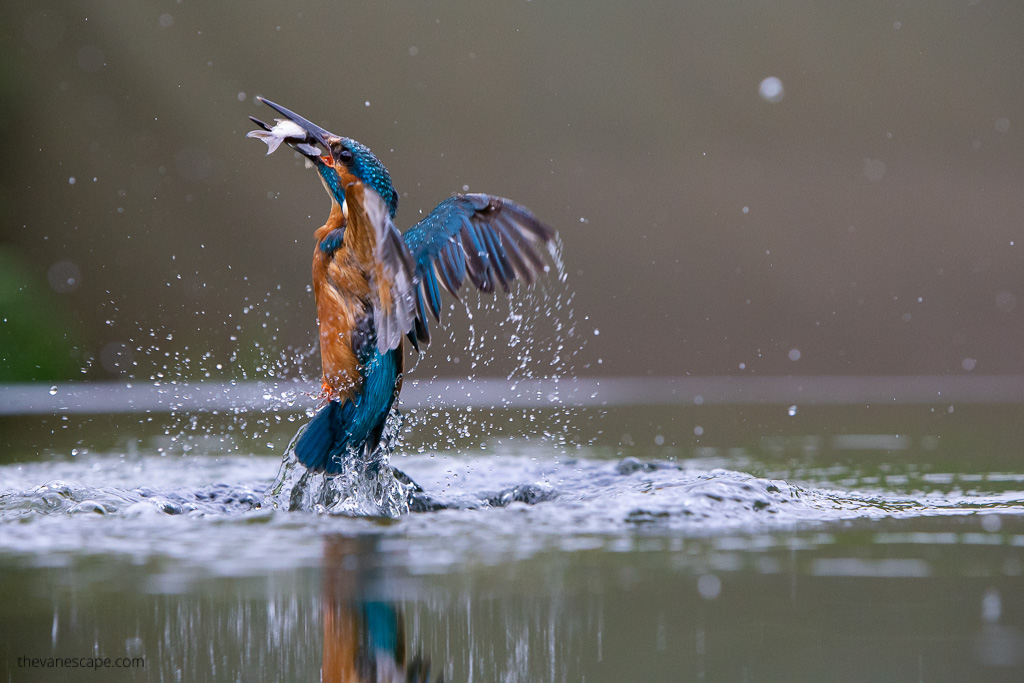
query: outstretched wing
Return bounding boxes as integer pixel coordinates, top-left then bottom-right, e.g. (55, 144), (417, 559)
(401, 193), (555, 347)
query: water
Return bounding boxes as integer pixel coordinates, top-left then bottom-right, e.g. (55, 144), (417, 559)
(2, 395), (1024, 680)
(266, 409), (414, 517)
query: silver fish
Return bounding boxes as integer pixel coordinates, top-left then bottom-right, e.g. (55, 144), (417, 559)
(246, 118), (311, 155)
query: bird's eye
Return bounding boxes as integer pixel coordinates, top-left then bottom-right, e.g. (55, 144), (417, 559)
(338, 148), (354, 164)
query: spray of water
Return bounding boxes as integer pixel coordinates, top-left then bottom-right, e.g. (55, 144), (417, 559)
(403, 236), (589, 457)
(82, 236), (586, 516)
(266, 407), (413, 516)
(271, 237), (588, 515)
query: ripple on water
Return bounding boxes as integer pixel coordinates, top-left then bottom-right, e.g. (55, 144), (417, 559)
(0, 452), (1023, 577)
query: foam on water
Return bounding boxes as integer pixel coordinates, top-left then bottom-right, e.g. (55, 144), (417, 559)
(1, 450), (1022, 580)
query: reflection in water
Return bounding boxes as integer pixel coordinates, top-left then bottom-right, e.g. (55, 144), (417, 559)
(1, 515), (1023, 680)
(2, 409), (1024, 679)
(975, 588), (1024, 668)
(322, 536), (441, 683)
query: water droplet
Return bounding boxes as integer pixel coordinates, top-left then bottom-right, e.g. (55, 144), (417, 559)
(49, 386), (58, 395)
(982, 588), (1002, 622)
(788, 405), (798, 417)
(48, 261), (81, 293)
(981, 515), (1002, 533)
(788, 348), (801, 361)
(758, 76), (784, 103)
(863, 158), (886, 182)
(697, 574), (721, 600)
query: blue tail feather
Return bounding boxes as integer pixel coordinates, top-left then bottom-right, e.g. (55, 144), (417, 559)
(294, 400), (344, 473)
(293, 347), (401, 475)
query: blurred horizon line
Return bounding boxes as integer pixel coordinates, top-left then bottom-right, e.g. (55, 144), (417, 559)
(1, 375), (1022, 416)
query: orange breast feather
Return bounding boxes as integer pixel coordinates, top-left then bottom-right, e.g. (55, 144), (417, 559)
(311, 177), (384, 401)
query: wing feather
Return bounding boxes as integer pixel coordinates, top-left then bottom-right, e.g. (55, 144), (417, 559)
(479, 223), (512, 288)
(459, 220), (492, 292)
(402, 193), (554, 347)
(360, 187), (417, 354)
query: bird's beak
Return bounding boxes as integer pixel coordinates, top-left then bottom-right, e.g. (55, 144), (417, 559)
(255, 96), (338, 160)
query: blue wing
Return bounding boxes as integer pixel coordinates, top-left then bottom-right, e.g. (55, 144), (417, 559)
(402, 193), (554, 347)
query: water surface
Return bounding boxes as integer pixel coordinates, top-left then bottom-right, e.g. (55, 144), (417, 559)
(2, 386), (1024, 681)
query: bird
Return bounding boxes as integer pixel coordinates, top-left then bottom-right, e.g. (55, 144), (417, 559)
(247, 97), (555, 475)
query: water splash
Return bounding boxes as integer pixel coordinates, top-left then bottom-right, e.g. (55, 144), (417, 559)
(2, 450), (1023, 574)
(79, 288), (323, 456)
(258, 236), (585, 515)
(403, 235), (589, 459)
(265, 406), (414, 517)
(74, 230), (588, 518)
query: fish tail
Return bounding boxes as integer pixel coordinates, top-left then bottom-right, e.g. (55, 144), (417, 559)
(245, 130), (284, 155)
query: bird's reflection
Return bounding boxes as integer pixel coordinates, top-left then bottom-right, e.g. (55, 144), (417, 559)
(322, 535), (441, 682)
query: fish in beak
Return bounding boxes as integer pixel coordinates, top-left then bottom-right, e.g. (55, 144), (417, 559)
(246, 96), (337, 159)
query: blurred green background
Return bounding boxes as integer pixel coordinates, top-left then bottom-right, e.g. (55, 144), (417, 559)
(2, 0), (1022, 382)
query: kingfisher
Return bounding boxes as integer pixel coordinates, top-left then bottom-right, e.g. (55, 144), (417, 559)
(247, 97), (554, 475)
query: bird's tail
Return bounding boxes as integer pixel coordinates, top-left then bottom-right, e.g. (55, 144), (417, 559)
(294, 400), (345, 474)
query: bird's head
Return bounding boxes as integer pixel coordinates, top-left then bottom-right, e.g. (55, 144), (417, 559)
(248, 97), (398, 218)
